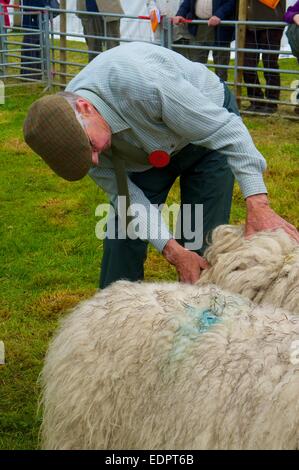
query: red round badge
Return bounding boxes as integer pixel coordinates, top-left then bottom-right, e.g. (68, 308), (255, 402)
(148, 150), (171, 168)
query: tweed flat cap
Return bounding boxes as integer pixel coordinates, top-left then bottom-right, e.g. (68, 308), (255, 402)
(23, 94), (92, 181)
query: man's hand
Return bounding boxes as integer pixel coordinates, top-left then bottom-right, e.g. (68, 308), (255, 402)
(245, 194), (299, 243)
(208, 16), (221, 27)
(171, 15), (186, 25)
(162, 239), (209, 283)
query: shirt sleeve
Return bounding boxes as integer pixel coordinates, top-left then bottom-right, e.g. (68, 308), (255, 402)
(214, 0), (237, 20)
(156, 77), (268, 198)
(177, 0), (191, 17)
(88, 166), (173, 252)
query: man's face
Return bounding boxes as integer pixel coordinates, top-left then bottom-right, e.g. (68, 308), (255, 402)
(75, 98), (112, 166)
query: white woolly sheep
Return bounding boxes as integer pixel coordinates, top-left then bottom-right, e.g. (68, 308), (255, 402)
(40, 281), (299, 450)
(200, 225), (299, 314)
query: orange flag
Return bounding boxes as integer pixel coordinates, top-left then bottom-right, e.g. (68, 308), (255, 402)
(149, 8), (161, 33)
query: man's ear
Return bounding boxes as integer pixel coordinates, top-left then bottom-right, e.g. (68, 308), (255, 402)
(76, 98), (93, 117)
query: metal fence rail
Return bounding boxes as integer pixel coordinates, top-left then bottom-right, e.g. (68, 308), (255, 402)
(0, 4), (298, 117)
(0, 5), (49, 87)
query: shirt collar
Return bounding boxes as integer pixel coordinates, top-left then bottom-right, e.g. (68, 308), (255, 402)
(74, 89), (130, 134)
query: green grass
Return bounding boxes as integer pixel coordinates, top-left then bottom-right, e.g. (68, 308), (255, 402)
(0, 55), (298, 449)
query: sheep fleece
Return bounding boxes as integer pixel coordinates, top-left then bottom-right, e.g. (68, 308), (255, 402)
(40, 282), (299, 450)
(200, 225), (299, 314)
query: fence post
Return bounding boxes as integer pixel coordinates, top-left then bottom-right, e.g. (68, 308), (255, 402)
(164, 16), (173, 49)
(43, 9), (52, 89)
(234, 23), (238, 97)
(60, 0), (67, 86)
(0, 3), (7, 78)
(38, 11), (46, 83)
(235, 0), (247, 107)
(160, 16), (168, 48)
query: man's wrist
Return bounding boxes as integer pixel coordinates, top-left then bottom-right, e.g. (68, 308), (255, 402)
(246, 193), (269, 209)
(162, 239), (184, 265)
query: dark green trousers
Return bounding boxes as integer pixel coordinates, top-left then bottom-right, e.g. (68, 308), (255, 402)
(100, 86), (239, 289)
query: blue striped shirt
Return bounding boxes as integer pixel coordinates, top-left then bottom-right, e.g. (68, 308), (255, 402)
(67, 42), (267, 252)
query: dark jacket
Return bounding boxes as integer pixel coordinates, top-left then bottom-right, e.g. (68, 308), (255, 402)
(247, 0), (286, 25)
(177, 0), (237, 44)
(22, 0), (48, 29)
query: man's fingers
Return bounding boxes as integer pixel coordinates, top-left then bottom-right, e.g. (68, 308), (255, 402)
(285, 220), (299, 233)
(283, 225), (299, 243)
(244, 225), (255, 239)
(266, 221), (299, 242)
(245, 222), (299, 243)
(199, 258), (210, 270)
(182, 261), (209, 283)
(179, 274), (197, 284)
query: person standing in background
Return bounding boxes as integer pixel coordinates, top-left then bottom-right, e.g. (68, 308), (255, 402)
(284, 0), (299, 115)
(0, 0), (10, 77)
(76, 0), (123, 62)
(21, 0), (48, 80)
(172, 0), (237, 82)
(145, 0), (188, 42)
(284, 0), (299, 25)
(146, 0), (182, 19)
(0, 0), (10, 27)
(243, 0), (286, 114)
(284, 0), (299, 61)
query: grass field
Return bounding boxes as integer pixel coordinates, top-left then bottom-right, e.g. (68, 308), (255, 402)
(0, 55), (298, 449)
